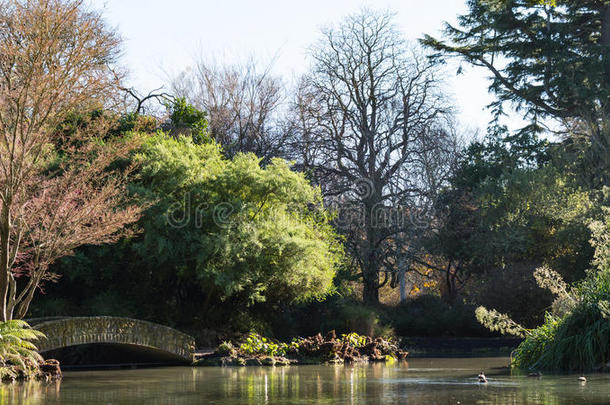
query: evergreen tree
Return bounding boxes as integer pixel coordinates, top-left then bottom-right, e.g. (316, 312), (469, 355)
(422, 0), (610, 185)
(423, 0), (610, 122)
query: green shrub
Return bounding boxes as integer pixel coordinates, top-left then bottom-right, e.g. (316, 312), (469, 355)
(0, 320), (45, 369)
(506, 209), (610, 371)
(166, 98), (210, 144)
(511, 314), (560, 369)
(216, 341), (236, 357)
(239, 333), (286, 357)
(340, 332), (368, 348)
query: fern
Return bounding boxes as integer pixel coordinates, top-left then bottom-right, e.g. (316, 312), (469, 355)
(0, 320), (45, 369)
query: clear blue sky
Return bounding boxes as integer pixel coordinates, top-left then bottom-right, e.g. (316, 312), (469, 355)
(91, 0), (524, 135)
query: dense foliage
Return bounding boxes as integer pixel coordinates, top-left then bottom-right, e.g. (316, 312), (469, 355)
(16, 1), (609, 371)
(511, 207), (610, 371)
(133, 134), (342, 305)
(422, 0), (609, 372)
(424, 0), (610, 187)
(428, 131), (595, 325)
(423, 0), (610, 124)
(34, 132), (343, 341)
(0, 321), (44, 380)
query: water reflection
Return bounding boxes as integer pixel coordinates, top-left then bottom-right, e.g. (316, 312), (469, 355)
(3, 358), (610, 404)
(0, 380), (61, 405)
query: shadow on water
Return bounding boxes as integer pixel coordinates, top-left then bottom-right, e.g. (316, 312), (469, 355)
(3, 357), (610, 404)
(42, 343), (190, 370)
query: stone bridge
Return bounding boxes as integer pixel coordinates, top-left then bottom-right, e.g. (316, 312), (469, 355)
(28, 316), (195, 363)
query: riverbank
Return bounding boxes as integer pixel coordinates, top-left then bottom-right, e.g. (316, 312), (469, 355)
(194, 332), (408, 367)
(0, 359), (61, 382)
(194, 335), (522, 367)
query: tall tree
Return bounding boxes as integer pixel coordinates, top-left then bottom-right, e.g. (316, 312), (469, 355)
(295, 10), (456, 304)
(423, 0), (610, 122)
(428, 131), (594, 321)
(0, 0), (142, 320)
(422, 0), (610, 185)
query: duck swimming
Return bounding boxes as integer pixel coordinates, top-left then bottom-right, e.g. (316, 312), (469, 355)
(527, 372), (542, 378)
(478, 372), (487, 383)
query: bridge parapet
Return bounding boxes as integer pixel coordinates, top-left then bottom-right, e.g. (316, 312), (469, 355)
(33, 316), (195, 362)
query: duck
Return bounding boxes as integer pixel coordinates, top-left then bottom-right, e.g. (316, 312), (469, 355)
(578, 376), (587, 383)
(527, 372), (542, 378)
(478, 372), (487, 383)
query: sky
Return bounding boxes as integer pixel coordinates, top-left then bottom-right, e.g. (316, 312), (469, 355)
(89, 0), (523, 136)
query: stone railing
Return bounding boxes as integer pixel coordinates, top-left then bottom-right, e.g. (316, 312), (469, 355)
(33, 316), (195, 362)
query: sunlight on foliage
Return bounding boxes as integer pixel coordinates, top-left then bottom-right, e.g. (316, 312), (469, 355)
(475, 307), (528, 338)
(511, 209), (610, 371)
(238, 333), (300, 357)
(0, 321), (44, 369)
(134, 133), (344, 306)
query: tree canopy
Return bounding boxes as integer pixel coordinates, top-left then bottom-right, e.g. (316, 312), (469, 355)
(294, 9), (457, 304)
(423, 0), (610, 124)
(132, 134), (343, 306)
(0, 0), (142, 321)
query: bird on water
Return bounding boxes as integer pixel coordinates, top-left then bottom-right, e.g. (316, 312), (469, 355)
(527, 372), (542, 378)
(478, 372), (487, 383)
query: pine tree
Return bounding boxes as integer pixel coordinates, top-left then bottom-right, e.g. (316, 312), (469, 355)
(423, 0), (610, 124)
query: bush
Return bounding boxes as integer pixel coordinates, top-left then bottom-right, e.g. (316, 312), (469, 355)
(134, 134), (343, 306)
(513, 269), (610, 371)
(507, 209), (610, 371)
(165, 98), (210, 144)
(215, 341), (236, 357)
(239, 333), (283, 356)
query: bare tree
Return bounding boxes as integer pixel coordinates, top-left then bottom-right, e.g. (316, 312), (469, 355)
(120, 86), (172, 115)
(294, 9), (457, 304)
(0, 0), (143, 320)
(170, 58), (289, 162)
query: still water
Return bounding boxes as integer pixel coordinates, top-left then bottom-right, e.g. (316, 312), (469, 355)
(3, 357), (610, 404)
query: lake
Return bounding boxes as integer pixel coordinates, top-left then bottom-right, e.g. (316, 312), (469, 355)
(3, 357), (610, 404)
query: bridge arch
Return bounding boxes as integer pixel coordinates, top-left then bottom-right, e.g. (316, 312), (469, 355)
(31, 316), (195, 363)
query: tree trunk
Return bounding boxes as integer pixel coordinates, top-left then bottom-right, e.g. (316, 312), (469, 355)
(601, 5), (610, 47)
(363, 277), (379, 305)
(362, 197), (380, 305)
(443, 261), (457, 303)
(0, 207), (11, 322)
(399, 266), (407, 304)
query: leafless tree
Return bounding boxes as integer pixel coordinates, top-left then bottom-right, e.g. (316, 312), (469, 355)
(293, 9), (458, 304)
(120, 86), (172, 115)
(0, 0), (143, 320)
(170, 58), (289, 162)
